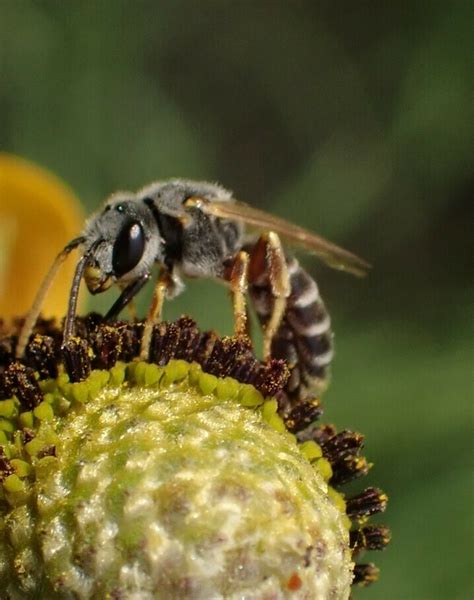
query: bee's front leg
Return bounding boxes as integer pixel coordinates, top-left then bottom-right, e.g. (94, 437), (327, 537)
(223, 251), (250, 339)
(115, 285), (138, 323)
(248, 232), (290, 361)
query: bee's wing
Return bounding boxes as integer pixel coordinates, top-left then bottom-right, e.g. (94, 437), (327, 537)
(187, 197), (371, 277)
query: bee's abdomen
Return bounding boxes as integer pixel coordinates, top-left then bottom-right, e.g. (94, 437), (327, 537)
(249, 255), (333, 402)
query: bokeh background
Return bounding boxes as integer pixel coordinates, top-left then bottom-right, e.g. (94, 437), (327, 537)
(1, 2), (472, 598)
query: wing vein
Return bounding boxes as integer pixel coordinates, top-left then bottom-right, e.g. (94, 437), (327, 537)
(188, 197), (371, 277)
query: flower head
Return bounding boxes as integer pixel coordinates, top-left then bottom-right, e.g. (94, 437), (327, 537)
(0, 316), (389, 598)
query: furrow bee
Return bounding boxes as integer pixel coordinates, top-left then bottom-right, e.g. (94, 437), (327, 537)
(17, 179), (369, 398)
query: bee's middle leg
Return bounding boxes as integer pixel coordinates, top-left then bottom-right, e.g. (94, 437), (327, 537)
(127, 299), (138, 322)
(224, 250), (250, 338)
(248, 232), (290, 361)
(140, 270), (172, 361)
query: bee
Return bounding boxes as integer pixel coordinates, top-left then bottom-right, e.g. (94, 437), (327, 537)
(16, 179), (369, 397)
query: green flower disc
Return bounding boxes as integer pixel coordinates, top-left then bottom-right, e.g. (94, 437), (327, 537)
(0, 361), (352, 599)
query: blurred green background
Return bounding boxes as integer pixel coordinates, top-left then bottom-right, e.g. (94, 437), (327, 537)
(1, 2), (472, 598)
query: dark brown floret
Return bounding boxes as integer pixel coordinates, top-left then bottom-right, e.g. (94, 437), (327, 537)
(350, 525), (391, 554)
(37, 444), (57, 459)
(330, 455), (371, 486)
(253, 360), (290, 398)
(352, 563), (380, 586)
(89, 324), (125, 369)
(0, 362), (43, 409)
(318, 430), (371, 486)
(205, 335), (254, 377)
(25, 334), (60, 379)
(116, 323), (142, 363)
(0, 447), (14, 482)
(151, 316), (203, 364)
(319, 430), (365, 463)
(22, 428), (35, 444)
(62, 337), (92, 382)
(346, 487), (388, 520)
(151, 320), (186, 364)
(284, 398), (323, 434)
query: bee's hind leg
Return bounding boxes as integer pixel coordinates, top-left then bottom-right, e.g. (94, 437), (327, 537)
(224, 251), (250, 339)
(248, 232), (290, 361)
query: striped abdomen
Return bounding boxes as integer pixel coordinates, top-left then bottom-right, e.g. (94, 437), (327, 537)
(249, 254), (333, 403)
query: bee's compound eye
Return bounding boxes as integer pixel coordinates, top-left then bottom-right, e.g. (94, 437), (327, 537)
(112, 221), (145, 277)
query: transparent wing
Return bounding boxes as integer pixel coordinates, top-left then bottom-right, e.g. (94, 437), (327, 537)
(186, 197), (371, 277)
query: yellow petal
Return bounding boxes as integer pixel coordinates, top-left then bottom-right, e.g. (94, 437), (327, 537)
(0, 154), (84, 319)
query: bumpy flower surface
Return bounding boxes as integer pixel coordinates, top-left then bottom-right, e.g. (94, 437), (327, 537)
(0, 361), (353, 599)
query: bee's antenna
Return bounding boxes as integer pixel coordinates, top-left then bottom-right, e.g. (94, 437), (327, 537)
(15, 237), (85, 358)
(62, 239), (103, 346)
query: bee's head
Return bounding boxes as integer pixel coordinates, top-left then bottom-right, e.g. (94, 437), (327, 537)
(81, 193), (162, 294)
